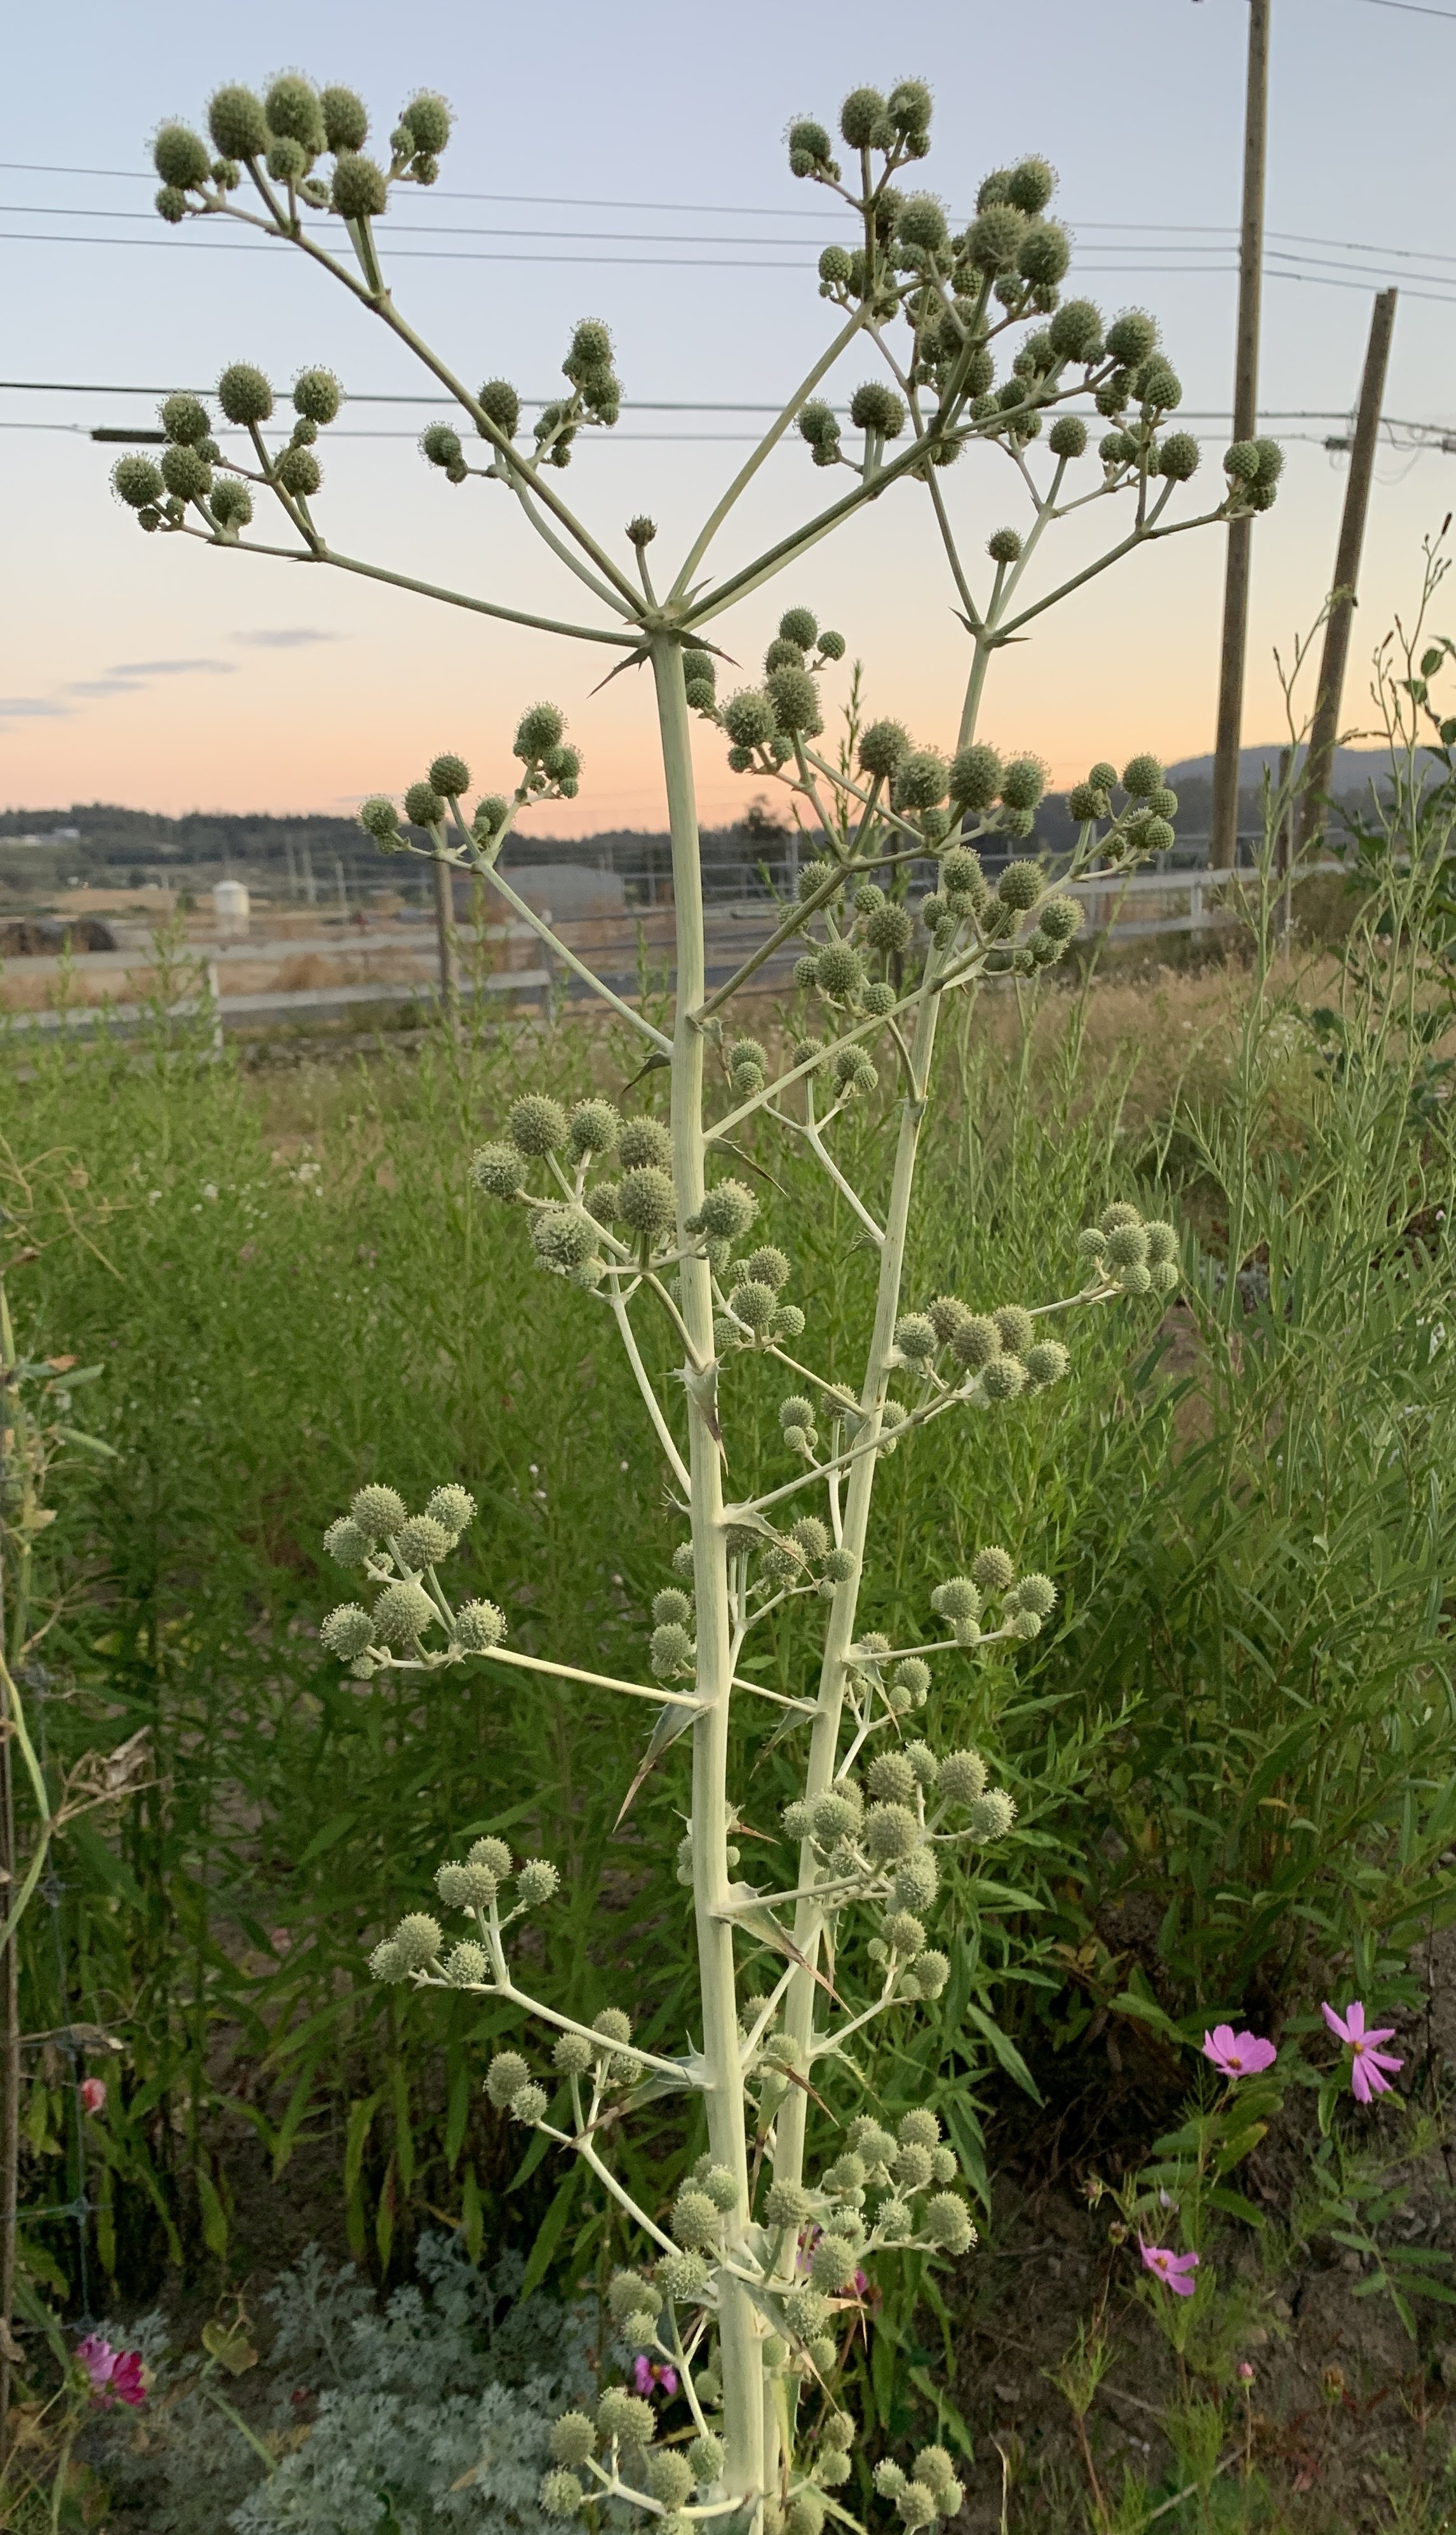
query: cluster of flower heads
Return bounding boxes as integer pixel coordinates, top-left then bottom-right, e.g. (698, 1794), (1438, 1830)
(684, 608), (844, 768)
(358, 722), (581, 867)
(419, 317), (622, 477)
(891, 1294), (1072, 1407)
(318, 1482), (508, 1673)
(468, 1092), (799, 1337)
(480, 2006), (644, 2128)
(778, 1736), (1014, 1961)
(539, 2380), (724, 2525)
(149, 75), (451, 222)
(774, 92), (1286, 529)
(368, 1832), (562, 1991)
(924, 1543), (1056, 1645)
(534, 2106), (973, 2528)
(1077, 1201), (1180, 1297)
(111, 363), (343, 539)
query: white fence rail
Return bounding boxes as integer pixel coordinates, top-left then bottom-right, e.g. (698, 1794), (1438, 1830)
(0, 864), (1338, 1039)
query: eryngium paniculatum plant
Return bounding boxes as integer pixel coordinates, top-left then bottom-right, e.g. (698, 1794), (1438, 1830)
(118, 69), (1277, 2534)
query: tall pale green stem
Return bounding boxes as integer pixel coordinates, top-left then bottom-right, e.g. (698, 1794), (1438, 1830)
(769, 951), (943, 2196)
(772, 634), (992, 2192)
(652, 639), (764, 2515)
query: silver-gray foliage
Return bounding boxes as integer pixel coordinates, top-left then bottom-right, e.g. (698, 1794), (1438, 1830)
(90, 2239), (592, 2535)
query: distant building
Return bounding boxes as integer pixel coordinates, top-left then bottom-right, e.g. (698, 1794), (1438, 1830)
(213, 879), (250, 935)
(456, 863), (627, 923)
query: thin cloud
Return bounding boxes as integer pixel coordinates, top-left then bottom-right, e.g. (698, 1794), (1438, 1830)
(67, 678), (143, 698)
(232, 628), (342, 649)
(0, 698), (69, 719)
(109, 659), (238, 677)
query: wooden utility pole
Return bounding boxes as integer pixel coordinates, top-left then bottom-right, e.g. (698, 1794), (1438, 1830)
(1209, 0), (1272, 869)
(1295, 289), (1398, 855)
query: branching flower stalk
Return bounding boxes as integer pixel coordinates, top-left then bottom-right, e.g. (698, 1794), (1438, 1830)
(116, 69), (1281, 2534)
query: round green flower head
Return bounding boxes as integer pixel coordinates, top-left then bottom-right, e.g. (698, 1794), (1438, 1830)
(275, 447), (321, 497)
(400, 90), (452, 154)
(208, 84), (269, 160)
(1048, 414), (1088, 459)
(217, 363), (274, 425)
(894, 750), (948, 810)
(403, 781), (443, 828)
(948, 743), (1002, 809)
(776, 604), (817, 650)
(321, 1604), (374, 1660)
(332, 154), (389, 217)
(797, 398), (841, 451)
(506, 1095), (566, 1157)
(999, 759), (1046, 814)
(967, 203), (1027, 272)
(208, 479), (251, 534)
(485, 2049), (531, 2109)
(1105, 309), (1159, 367)
(722, 689), (776, 749)
(113, 456), (165, 510)
(1121, 752), (1163, 800)
(264, 74), (324, 152)
(1048, 297), (1104, 362)
(787, 116), (836, 174)
(617, 1166), (676, 1240)
(316, 84), (368, 151)
(159, 393), (210, 449)
(690, 1179), (757, 1241)
(469, 1140), (526, 1198)
(897, 193), (948, 254)
(425, 752), (469, 799)
(293, 367), (342, 426)
(849, 381), (906, 438)
(394, 1513), (450, 1570)
(515, 701), (565, 760)
(372, 1579), (436, 1645)
(519, 1858), (560, 1906)
(351, 1485), (407, 1538)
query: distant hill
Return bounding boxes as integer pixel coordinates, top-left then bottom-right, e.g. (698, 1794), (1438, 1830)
(1165, 745), (1392, 797)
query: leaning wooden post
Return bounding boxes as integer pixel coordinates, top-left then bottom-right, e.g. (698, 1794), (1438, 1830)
(1295, 288), (1398, 856)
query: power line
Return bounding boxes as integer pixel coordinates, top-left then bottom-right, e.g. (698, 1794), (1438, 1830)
(4, 382), (1451, 431)
(8, 201), (1456, 281)
(11, 228), (1456, 302)
(1357, 0), (1456, 18)
(0, 163), (1452, 278)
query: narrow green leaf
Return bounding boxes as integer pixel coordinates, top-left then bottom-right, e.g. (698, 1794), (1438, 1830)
(296, 1811), (358, 1867)
(520, 2170), (579, 2299)
(196, 2162), (229, 2260)
(343, 2091), (381, 2200)
(462, 2167), (483, 2265)
(962, 2001), (1042, 2104)
(445, 2060), (470, 2171)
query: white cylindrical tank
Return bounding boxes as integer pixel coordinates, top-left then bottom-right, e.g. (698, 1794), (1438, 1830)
(212, 878), (250, 936)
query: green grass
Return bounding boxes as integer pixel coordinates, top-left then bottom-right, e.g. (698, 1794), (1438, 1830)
(6, 935), (1455, 2328)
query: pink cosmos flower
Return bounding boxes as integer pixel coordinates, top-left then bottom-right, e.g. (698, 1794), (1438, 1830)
(1138, 2239), (1200, 2297)
(1321, 2001), (1403, 2104)
(76, 2336), (146, 2409)
(111, 2351), (146, 2407)
(631, 2355), (678, 2399)
(1203, 2025), (1277, 2081)
(79, 2077), (107, 2116)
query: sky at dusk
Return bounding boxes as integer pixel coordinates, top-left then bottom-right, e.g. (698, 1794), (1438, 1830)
(4, 0), (1455, 835)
